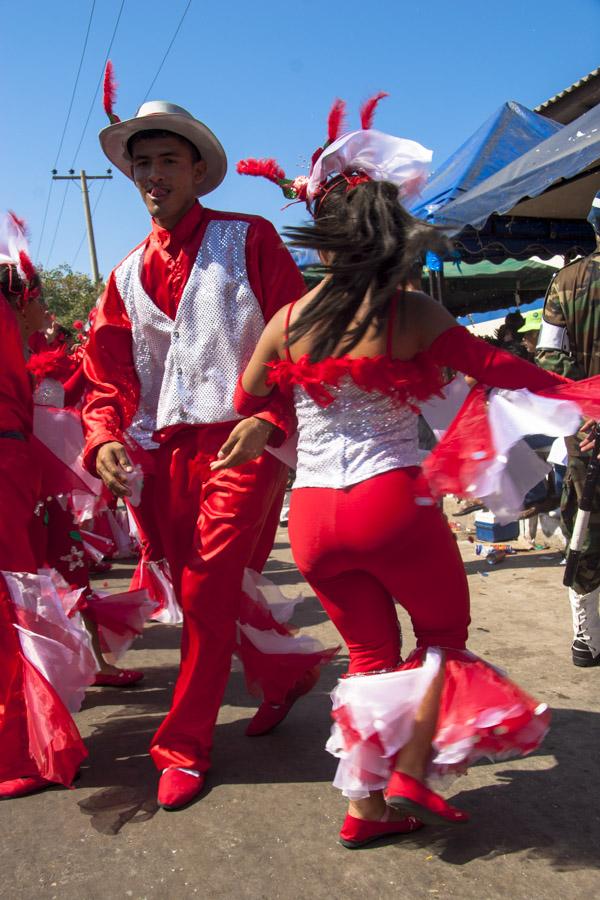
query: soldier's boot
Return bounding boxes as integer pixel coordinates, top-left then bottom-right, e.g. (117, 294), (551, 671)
(569, 586), (600, 667)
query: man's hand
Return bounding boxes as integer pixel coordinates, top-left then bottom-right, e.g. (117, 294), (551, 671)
(96, 441), (134, 497)
(579, 419), (599, 454)
(210, 417), (275, 471)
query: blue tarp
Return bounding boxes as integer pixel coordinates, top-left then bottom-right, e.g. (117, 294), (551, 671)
(436, 103), (600, 233)
(410, 101), (562, 221)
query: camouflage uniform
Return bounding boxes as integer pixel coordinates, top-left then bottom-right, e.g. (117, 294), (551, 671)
(536, 250), (600, 595)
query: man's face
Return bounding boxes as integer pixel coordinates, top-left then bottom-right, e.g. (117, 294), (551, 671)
(130, 134), (208, 228)
(522, 331), (539, 354)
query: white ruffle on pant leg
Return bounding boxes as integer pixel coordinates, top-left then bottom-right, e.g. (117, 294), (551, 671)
(327, 649), (441, 800)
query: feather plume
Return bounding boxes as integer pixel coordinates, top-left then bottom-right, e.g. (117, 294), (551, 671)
(26, 346), (78, 385)
(18, 250), (37, 285)
(8, 211), (28, 237)
(236, 158), (287, 184)
(103, 60), (121, 124)
(360, 91), (389, 130)
(327, 99), (346, 144)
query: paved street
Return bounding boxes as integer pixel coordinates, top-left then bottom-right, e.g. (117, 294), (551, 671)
(2, 517), (600, 900)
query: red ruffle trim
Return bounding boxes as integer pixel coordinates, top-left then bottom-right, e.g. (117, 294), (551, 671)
(266, 352), (445, 411)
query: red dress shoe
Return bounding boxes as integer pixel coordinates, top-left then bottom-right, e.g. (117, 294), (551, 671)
(246, 666), (320, 737)
(339, 812), (423, 849)
(92, 669), (144, 688)
(0, 775), (53, 801)
(157, 767), (205, 811)
(385, 772), (469, 825)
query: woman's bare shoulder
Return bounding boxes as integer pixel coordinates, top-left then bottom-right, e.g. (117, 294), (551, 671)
(402, 291), (459, 347)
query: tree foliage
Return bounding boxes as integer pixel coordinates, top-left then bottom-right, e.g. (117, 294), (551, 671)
(39, 264), (102, 331)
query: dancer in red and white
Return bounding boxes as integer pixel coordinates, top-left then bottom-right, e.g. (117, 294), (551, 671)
(0, 213), (88, 800)
(27, 320), (154, 687)
(82, 66), (335, 810)
(232, 96), (600, 848)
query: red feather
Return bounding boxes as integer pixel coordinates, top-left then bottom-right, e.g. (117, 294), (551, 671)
(8, 210), (28, 237)
(26, 346), (78, 385)
(360, 91), (389, 129)
(103, 60), (120, 124)
(19, 250), (37, 285)
(236, 158), (287, 184)
(327, 99), (346, 144)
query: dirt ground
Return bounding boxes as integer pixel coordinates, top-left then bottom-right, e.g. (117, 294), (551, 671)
(2, 508), (600, 900)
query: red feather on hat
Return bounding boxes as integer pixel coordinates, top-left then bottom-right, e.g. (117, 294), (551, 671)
(18, 251), (37, 285)
(360, 92), (389, 130)
(236, 158), (287, 184)
(327, 99), (346, 144)
(8, 210), (28, 236)
(103, 60), (121, 124)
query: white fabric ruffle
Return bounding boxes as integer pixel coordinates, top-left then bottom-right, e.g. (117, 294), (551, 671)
(3, 569), (96, 713)
(327, 649), (441, 799)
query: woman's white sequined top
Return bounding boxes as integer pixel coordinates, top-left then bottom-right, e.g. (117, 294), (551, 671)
(292, 376), (422, 489)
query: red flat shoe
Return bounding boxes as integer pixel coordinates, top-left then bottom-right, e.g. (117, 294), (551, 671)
(0, 776), (53, 801)
(385, 772), (469, 825)
(339, 812), (423, 849)
(246, 666), (320, 737)
(92, 669), (144, 688)
(157, 768), (205, 811)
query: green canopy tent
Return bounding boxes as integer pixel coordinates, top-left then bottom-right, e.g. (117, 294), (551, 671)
(422, 257), (558, 316)
(300, 257), (559, 317)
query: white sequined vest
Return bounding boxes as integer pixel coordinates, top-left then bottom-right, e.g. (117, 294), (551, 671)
(115, 219), (265, 448)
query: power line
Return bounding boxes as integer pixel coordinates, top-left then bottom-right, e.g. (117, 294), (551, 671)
(36, 0), (96, 262)
(70, 0), (126, 168)
(71, 178), (108, 268)
(54, 0), (97, 169)
(45, 181), (73, 268)
(35, 180), (55, 262)
(142, 0), (193, 101)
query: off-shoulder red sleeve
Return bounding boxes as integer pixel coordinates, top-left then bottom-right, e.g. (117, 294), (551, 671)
(427, 325), (570, 392)
(81, 272), (140, 474)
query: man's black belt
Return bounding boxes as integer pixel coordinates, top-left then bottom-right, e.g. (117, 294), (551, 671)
(0, 430), (26, 441)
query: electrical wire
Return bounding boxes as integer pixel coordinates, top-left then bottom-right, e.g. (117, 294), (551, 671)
(71, 179), (108, 268)
(142, 0), (193, 101)
(54, 0), (97, 169)
(36, 0), (96, 262)
(69, 0), (126, 168)
(45, 181), (73, 269)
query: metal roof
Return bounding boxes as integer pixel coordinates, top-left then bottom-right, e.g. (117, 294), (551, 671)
(535, 68), (600, 124)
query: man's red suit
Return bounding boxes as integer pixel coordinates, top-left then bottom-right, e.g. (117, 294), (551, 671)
(82, 202), (304, 772)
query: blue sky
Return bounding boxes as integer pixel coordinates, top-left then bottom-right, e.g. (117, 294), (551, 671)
(1, 0), (599, 280)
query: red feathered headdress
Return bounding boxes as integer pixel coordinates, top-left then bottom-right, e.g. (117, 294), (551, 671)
(103, 60), (121, 124)
(237, 93), (390, 208)
(0, 210), (40, 307)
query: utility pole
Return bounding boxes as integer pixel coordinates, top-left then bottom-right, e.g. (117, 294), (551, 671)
(52, 169), (113, 285)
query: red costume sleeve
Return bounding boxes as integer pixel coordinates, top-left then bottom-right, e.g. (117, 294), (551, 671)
(81, 272), (139, 474)
(244, 218), (305, 444)
(427, 325), (570, 392)
(62, 362), (86, 407)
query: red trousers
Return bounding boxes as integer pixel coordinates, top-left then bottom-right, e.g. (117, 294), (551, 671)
(289, 468), (470, 675)
(149, 423), (287, 772)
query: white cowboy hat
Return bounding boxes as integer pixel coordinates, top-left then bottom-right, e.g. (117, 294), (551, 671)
(99, 100), (227, 196)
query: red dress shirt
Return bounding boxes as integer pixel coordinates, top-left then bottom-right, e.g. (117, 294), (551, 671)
(82, 203), (304, 472)
(0, 294), (33, 434)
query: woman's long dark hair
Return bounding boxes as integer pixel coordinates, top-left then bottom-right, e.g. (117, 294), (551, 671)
(284, 177), (450, 361)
